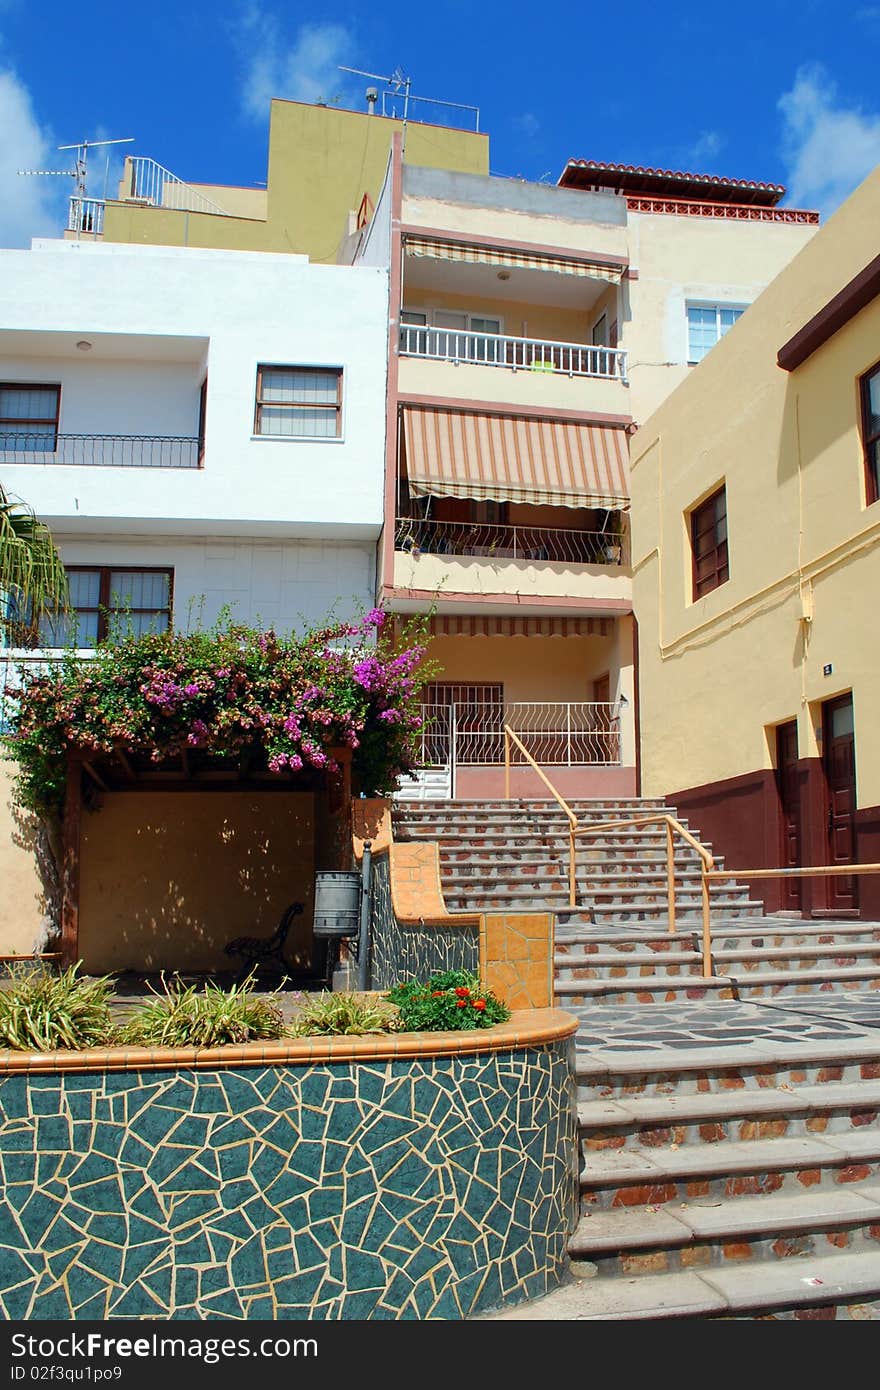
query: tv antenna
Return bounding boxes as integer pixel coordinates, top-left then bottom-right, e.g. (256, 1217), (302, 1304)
(18, 136), (135, 203)
(339, 65), (412, 123)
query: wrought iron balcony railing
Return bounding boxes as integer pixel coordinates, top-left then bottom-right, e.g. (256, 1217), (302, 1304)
(415, 700), (622, 768)
(395, 516), (627, 566)
(0, 434), (202, 469)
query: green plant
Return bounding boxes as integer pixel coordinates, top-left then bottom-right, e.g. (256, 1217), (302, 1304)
(288, 991), (401, 1037)
(0, 962), (115, 1051)
(0, 482), (68, 645)
(387, 969), (511, 1031)
(120, 974), (286, 1048)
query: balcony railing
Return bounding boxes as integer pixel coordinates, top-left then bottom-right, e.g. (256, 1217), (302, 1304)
(399, 325), (628, 383)
(395, 516), (627, 566)
(121, 157), (231, 216)
(416, 701), (622, 770)
(0, 434), (202, 469)
(67, 197), (105, 235)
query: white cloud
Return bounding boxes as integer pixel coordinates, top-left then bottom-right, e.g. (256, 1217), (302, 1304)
(0, 65), (66, 248)
(512, 112), (540, 140)
(687, 130), (723, 165)
(239, 18), (356, 121)
(778, 63), (880, 217)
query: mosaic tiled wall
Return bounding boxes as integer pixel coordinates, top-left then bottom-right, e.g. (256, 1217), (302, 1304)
(368, 855), (479, 989)
(0, 1042), (576, 1320)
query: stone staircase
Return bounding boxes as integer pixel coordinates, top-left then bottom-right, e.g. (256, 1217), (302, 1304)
(392, 796), (880, 1319)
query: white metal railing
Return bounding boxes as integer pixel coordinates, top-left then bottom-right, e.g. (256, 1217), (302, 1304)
(1, 434), (202, 469)
(395, 517), (628, 566)
(415, 700), (621, 771)
(67, 197), (105, 235)
(121, 157), (231, 216)
(399, 325), (628, 383)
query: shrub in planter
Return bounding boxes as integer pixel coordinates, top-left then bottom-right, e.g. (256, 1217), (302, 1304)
(0, 962), (115, 1051)
(121, 974), (287, 1048)
(387, 970), (511, 1031)
(289, 991), (401, 1037)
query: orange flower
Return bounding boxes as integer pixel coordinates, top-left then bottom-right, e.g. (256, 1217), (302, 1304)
(454, 986), (470, 997)
(472, 999), (486, 1011)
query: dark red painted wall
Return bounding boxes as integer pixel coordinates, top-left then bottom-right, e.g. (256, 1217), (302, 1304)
(668, 760), (880, 919)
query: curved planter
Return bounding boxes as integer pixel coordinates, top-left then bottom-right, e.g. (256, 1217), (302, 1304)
(0, 1011), (578, 1321)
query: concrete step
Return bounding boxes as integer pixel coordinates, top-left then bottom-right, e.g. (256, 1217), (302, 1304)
(579, 1130), (880, 1210)
(555, 942), (880, 985)
(555, 948), (704, 983)
(578, 1079), (880, 1154)
(556, 975), (737, 1006)
(484, 1249), (880, 1320)
(732, 967), (880, 998)
(569, 1183), (880, 1277)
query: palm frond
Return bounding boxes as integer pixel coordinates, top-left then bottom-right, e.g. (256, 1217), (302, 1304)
(0, 481), (68, 640)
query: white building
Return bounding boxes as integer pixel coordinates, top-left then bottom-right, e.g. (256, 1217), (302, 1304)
(0, 239), (389, 642)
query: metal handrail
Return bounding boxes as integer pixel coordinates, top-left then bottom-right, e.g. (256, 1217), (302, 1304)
(0, 434), (201, 469)
(572, 812), (716, 977)
(503, 724), (578, 908)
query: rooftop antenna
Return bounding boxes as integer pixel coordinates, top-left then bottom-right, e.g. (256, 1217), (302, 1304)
(339, 64), (412, 124)
(18, 136), (134, 234)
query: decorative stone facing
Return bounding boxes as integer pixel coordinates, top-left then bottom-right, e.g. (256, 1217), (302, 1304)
(481, 914), (554, 1011)
(369, 856), (479, 989)
(0, 1038), (576, 1320)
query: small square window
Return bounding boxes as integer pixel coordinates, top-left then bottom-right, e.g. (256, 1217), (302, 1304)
(690, 486), (729, 599)
(254, 366), (342, 439)
(0, 383), (60, 452)
(861, 362), (880, 506)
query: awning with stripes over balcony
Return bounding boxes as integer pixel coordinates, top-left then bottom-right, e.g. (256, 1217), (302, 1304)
(401, 405), (630, 511)
(404, 236), (625, 283)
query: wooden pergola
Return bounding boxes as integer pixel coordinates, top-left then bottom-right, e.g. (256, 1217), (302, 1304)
(60, 743), (353, 969)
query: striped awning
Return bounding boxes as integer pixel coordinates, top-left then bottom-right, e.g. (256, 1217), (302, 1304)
(429, 615), (613, 638)
(404, 236), (624, 283)
(402, 406), (630, 510)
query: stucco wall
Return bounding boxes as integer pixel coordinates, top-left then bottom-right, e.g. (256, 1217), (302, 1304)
(0, 764), (46, 957)
(78, 791), (315, 973)
(631, 166), (880, 809)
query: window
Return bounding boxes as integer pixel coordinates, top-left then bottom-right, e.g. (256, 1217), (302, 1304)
(687, 304), (745, 364)
(0, 383), (60, 452)
(254, 366), (342, 439)
(198, 376), (208, 464)
(592, 314), (608, 348)
(690, 486), (729, 599)
(861, 362), (880, 506)
(27, 567), (173, 647)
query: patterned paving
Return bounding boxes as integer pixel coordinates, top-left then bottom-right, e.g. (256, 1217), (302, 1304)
(571, 993), (880, 1056)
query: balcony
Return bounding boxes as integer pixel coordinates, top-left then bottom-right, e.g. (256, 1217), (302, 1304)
(393, 516), (631, 604)
(0, 434), (202, 469)
(399, 325), (628, 382)
(398, 325), (630, 415)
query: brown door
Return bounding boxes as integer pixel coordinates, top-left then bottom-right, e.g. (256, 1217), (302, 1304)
(776, 721), (802, 911)
(823, 694), (858, 910)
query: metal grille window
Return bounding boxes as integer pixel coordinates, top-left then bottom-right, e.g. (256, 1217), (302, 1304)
(0, 383), (60, 452)
(687, 304), (745, 364)
(861, 363), (880, 506)
(254, 366), (342, 439)
(691, 486), (729, 599)
(34, 567), (173, 647)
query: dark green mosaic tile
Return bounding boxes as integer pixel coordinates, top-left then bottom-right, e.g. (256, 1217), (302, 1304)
(120, 1237), (169, 1288)
(29, 1285), (73, 1320)
(231, 1234), (268, 1289)
(110, 1283), (166, 1318)
(141, 1263), (173, 1312)
(165, 1191), (222, 1228)
(37, 1114), (74, 1152)
(0, 1124), (35, 1153)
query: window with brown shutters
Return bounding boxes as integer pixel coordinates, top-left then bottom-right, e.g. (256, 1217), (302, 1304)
(861, 362), (880, 506)
(690, 485), (729, 599)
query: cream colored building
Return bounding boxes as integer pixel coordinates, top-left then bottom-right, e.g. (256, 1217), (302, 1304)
(631, 165), (880, 919)
(351, 144), (818, 799)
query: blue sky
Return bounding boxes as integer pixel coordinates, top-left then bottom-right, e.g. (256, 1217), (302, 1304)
(1, 0), (879, 247)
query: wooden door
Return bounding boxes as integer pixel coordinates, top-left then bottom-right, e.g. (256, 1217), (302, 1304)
(776, 721), (802, 911)
(823, 694), (858, 910)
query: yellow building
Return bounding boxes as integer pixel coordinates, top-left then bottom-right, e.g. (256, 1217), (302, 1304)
(631, 165), (880, 919)
(72, 100), (488, 264)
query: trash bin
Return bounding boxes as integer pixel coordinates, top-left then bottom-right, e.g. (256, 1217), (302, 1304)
(313, 870), (361, 938)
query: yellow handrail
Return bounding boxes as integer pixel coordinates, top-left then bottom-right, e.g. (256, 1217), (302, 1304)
(504, 726), (578, 907)
(572, 811), (716, 978)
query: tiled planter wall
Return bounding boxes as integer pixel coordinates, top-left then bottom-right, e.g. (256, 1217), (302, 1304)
(0, 1014), (577, 1320)
(368, 854), (479, 988)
